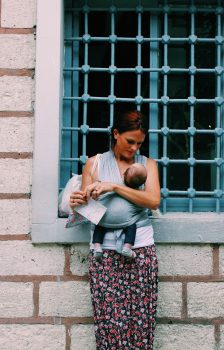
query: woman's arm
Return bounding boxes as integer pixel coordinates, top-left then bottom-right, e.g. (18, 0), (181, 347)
(84, 158), (161, 210)
(69, 156), (98, 209)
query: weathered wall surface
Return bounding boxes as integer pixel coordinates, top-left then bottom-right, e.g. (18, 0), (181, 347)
(0, 1), (223, 349)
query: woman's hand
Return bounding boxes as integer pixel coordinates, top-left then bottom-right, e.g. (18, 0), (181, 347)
(69, 190), (87, 209)
(84, 181), (115, 200)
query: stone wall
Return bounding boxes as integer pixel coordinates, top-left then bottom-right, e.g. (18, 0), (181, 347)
(0, 1), (223, 349)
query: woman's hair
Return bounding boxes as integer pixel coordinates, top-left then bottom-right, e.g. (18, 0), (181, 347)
(111, 110), (148, 147)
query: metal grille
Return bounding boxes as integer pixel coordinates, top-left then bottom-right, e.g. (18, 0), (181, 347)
(61, 0), (224, 213)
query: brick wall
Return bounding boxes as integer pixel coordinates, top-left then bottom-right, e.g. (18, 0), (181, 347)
(0, 1), (223, 349)
(0, 1), (94, 349)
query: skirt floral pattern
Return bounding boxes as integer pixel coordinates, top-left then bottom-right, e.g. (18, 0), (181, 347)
(89, 245), (158, 350)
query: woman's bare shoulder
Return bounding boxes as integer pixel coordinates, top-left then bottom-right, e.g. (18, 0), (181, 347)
(84, 155), (100, 179)
(86, 155), (97, 165)
(146, 157), (158, 167)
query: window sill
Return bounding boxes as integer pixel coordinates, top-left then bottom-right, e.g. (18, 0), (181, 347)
(31, 213), (224, 244)
(153, 213), (224, 243)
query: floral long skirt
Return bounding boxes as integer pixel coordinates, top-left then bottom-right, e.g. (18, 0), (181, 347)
(89, 245), (158, 350)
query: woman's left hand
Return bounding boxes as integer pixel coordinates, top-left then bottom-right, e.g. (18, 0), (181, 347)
(84, 181), (115, 200)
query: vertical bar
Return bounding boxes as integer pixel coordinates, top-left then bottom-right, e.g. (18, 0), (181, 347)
(162, 7), (168, 213)
(71, 10), (80, 175)
(189, 8), (195, 212)
(61, 0), (73, 187)
(82, 8), (89, 158)
(110, 8), (115, 128)
(215, 8), (222, 212)
(136, 8), (142, 112)
(221, 3), (224, 210)
(149, 2), (159, 160)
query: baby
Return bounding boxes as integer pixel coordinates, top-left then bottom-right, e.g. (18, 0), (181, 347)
(92, 163), (147, 259)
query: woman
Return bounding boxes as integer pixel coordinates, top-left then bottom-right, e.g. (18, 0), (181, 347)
(70, 110), (160, 349)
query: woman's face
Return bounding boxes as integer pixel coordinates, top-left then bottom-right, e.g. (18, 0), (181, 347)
(113, 129), (146, 160)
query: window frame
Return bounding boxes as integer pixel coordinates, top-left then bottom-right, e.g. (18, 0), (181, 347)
(32, 0), (91, 243)
(31, 0), (224, 244)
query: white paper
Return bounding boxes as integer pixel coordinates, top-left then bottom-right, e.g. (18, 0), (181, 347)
(75, 198), (107, 225)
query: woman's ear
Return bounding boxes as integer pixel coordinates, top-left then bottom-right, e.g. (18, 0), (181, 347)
(113, 129), (118, 140)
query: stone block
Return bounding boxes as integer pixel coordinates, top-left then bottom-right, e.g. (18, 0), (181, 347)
(154, 324), (214, 350)
(71, 325), (96, 350)
(157, 282), (182, 317)
(1, 0), (36, 28)
(0, 241), (65, 275)
(0, 117), (33, 152)
(157, 244), (212, 275)
(0, 325), (65, 350)
(0, 76), (34, 111)
(70, 244), (89, 276)
(39, 281), (92, 317)
(188, 282), (224, 318)
(0, 282), (33, 317)
(0, 35), (35, 69)
(0, 199), (31, 234)
(0, 159), (32, 193)
(219, 245), (224, 275)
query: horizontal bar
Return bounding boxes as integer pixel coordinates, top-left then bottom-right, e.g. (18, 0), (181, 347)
(62, 127), (218, 135)
(65, 36), (218, 43)
(148, 129), (218, 134)
(61, 157), (80, 162)
(63, 67), (218, 74)
(63, 96), (219, 104)
(65, 7), (221, 14)
(168, 191), (223, 196)
(62, 127), (109, 132)
(60, 158), (221, 165)
(156, 160), (219, 164)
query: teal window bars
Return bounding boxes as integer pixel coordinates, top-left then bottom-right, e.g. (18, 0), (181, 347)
(61, 0), (224, 213)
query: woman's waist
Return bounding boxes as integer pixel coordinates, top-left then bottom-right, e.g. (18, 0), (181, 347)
(91, 225), (154, 249)
(91, 225), (154, 250)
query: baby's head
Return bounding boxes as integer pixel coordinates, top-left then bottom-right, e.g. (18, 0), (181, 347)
(124, 163), (147, 189)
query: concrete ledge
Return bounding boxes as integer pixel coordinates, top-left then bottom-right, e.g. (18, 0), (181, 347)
(153, 213), (224, 243)
(31, 214), (224, 243)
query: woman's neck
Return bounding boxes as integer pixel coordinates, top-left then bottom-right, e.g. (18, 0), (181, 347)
(112, 146), (134, 164)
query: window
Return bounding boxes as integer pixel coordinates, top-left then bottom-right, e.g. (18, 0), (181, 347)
(31, 0), (224, 244)
(61, 0), (224, 213)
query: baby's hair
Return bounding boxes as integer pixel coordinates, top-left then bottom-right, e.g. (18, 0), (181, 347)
(124, 164), (147, 189)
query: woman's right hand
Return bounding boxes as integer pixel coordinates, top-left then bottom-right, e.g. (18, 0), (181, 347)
(69, 190), (87, 209)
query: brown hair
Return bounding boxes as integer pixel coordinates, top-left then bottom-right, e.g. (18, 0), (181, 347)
(111, 110), (148, 148)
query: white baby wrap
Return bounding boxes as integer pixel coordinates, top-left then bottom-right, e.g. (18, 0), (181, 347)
(90, 150), (154, 252)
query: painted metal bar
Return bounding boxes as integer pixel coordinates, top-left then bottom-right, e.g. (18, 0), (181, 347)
(221, 2), (224, 200)
(65, 36), (218, 43)
(66, 6), (220, 14)
(189, 8), (195, 212)
(215, 9), (222, 212)
(109, 8), (115, 129)
(82, 9), (89, 158)
(61, 6), (73, 186)
(136, 8), (142, 112)
(63, 96), (221, 105)
(162, 8), (169, 213)
(64, 67), (220, 74)
(71, 10), (80, 175)
(149, 2), (159, 161)
(62, 127), (222, 135)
